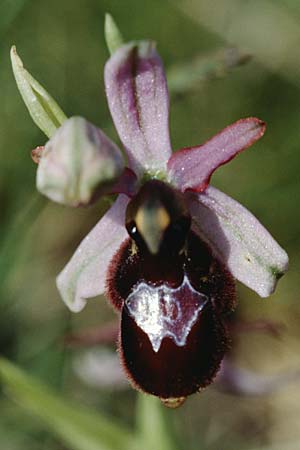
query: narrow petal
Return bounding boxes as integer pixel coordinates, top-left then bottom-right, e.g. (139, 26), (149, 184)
(56, 195), (129, 312)
(188, 186), (288, 297)
(168, 118), (266, 192)
(104, 42), (172, 176)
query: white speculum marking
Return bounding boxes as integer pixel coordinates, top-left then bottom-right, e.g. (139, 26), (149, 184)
(125, 275), (208, 352)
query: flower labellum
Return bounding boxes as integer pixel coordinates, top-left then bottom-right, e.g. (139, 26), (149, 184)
(36, 116), (125, 206)
(12, 17), (289, 407)
(107, 180), (236, 402)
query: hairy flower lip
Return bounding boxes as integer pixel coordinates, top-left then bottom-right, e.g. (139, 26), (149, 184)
(106, 224), (236, 399)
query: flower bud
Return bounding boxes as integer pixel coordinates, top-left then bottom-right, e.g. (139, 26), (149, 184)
(36, 116), (125, 206)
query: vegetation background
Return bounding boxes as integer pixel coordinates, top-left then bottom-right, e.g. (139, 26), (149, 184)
(0, 0), (299, 449)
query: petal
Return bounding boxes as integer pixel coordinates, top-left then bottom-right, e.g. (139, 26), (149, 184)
(56, 195), (129, 312)
(188, 186), (288, 297)
(104, 42), (172, 176)
(167, 118), (266, 192)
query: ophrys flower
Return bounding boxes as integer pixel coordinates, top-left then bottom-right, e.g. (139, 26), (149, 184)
(12, 32), (288, 407)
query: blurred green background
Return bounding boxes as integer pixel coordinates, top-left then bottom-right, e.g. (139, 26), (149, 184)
(0, 0), (300, 449)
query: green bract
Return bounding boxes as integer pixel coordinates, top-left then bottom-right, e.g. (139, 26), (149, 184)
(104, 13), (125, 56)
(10, 46), (67, 138)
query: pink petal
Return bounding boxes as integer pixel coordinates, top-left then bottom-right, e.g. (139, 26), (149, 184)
(167, 118), (266, 192)
(188, 186), (288, 297)
(104, 42), (172, 176)
(56, 195), (129, 312)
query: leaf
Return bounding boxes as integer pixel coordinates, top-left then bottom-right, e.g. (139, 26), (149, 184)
(10, 46), (67, 138)
(0, 357), (133, 450)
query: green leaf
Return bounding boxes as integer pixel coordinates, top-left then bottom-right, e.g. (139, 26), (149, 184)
(135, 394), (179, 450)
(104, 13), (124, 55)
(10, 46), (67, 138)
(0, 357), (133, 450)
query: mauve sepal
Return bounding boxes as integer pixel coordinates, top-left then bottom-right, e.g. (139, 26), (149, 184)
(167, 118), (266, 192)
(188, 186), (289, 297)
(56, 195), (129, 312)
(36, 116), (125, 206)
(104, 42), (172, 176)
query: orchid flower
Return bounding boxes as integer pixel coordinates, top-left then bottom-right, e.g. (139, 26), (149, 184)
(11, 24), (288, 407)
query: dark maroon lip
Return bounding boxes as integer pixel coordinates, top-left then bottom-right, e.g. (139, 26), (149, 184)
(120, 298), (229, 399)
(106, 178), (237, 401)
